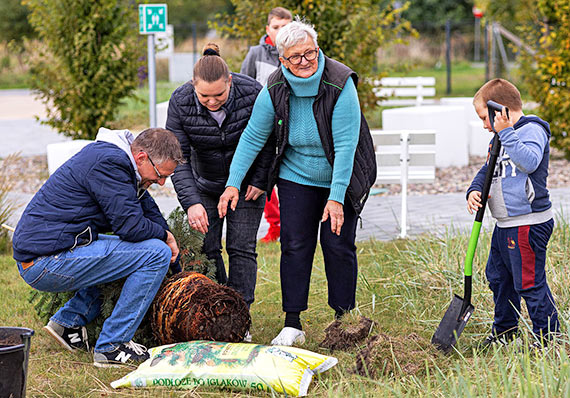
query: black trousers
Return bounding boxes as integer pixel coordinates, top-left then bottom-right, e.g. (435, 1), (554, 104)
(278, 179), (358, 313)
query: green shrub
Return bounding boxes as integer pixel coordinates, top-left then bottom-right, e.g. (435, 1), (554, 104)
(516, 0), (570, 157)
(23, 0), (143, 140)
(0, 154), (19, 255)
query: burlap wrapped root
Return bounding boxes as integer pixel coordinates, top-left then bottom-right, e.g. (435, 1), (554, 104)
(151, 271), (251, 344)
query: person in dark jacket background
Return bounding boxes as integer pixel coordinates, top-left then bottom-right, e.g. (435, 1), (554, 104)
(240, 6), (292, 244)
(218, 19), (376, 346)
(166, 44), (273, 337)
(13, 127), (184, 367)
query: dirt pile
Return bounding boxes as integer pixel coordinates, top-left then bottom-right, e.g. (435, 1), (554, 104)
(354, 332), (435, 378)
(319, 316), (374, 351)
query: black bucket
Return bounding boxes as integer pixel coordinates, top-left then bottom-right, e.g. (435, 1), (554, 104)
(0, 327), (34, 398)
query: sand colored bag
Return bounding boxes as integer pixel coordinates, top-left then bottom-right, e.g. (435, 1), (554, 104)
(111, 340), (337, 396)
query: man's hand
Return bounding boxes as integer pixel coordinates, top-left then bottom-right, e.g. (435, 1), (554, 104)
(493, 107), (513, 132)
(165, 230), (179, 263)
(218, 187), (240, 218)
(244, 185), (264, 201)
(467, 190), (482, 215)
(322, 200), (344, 236)
(187, 204), (209, 234)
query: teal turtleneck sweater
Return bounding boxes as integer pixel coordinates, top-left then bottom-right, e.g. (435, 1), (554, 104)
(226, 51), (360, 204)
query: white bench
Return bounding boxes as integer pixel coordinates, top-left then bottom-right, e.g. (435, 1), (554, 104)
(371, 129), (436, 238)
(373, 77), (436, 107)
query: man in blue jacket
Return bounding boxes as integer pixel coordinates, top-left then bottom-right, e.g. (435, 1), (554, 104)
(13, 127), (183, 367)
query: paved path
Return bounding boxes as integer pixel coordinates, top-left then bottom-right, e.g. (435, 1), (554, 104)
(3, 89), (570, 242)
(0, 89), (70, 157)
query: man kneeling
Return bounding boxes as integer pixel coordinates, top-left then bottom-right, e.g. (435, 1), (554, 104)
(12, 127), (184, 367)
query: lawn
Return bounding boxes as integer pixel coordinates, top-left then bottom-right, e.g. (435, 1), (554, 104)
(3, 217), (570, 397)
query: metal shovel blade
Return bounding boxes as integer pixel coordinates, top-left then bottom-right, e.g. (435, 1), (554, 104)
(431, 294), (475, 352)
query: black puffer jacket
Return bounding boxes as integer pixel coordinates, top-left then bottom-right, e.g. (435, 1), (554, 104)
(167, 73), (273, 210)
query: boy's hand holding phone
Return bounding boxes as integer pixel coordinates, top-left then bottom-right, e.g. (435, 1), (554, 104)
(492, 107), (513, 133)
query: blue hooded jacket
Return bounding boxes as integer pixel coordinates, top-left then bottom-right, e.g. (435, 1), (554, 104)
(13, 129), (169, 262)
(467, 115), (552, 227)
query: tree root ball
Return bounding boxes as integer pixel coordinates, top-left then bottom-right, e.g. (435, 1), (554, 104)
(151, 271), (251, 344)
(319, 316), (374, 351)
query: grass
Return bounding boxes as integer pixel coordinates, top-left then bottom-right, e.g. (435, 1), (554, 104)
(3, 215), (570, 396)
(389, 61), (488, 99)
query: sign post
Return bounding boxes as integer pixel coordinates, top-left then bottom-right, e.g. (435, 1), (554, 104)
(139, 4), (167, 128)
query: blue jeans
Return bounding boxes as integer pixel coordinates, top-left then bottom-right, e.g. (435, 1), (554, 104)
(201, 191), (265, 305)
(17, 234), (171, 353)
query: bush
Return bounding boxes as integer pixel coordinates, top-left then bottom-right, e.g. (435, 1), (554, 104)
(23, 0), (144, 140)
(517, 0), (570, 157)
(213, 0), (416, 111)
(0, 154), (19, 255)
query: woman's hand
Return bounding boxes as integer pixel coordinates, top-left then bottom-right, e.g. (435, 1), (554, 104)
(493, 107), (513, 132)
(467, 191), (482, 215)
(187, 204), (209, 234)
(244, 185), (264, 201)
(218, 187), (240, 218)
(322, 200), (344, 236)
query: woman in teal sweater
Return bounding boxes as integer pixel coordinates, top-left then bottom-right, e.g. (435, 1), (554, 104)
(218, 19), (374, 346)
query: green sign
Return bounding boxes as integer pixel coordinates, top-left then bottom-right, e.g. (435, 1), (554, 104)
(139, 4), (167, 34)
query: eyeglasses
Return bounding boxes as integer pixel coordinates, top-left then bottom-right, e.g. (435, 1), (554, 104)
(283, 48), (319, 65)
(147, 153), (174, 180)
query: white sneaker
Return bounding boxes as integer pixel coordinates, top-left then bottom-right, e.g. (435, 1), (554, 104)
(271, 327), (306, 346)
(243, 330), (252, 343)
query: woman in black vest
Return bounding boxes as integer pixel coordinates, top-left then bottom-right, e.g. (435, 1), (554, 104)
(166, 44), (273, 341)
(218, 20), (376, 346)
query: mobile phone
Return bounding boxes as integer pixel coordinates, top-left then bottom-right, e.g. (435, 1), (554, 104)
(487, 100), (510, 133)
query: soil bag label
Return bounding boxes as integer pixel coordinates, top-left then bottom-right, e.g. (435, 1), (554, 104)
(111, 340), (338, 396)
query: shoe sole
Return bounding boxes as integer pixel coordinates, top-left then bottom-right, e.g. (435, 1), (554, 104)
(44, 325), (74, 352)
(93, 361), (131, 368)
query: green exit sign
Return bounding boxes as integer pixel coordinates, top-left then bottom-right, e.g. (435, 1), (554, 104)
(139, 4), (167, 34)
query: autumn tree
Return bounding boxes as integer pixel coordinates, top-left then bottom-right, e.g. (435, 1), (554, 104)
(214, 0), (415, 111)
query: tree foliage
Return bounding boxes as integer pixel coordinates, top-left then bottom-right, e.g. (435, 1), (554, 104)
(401, 0), (474, 32)
(213, 0), (415, 111)
(517, 0), (570, 156)
(165, 0), (233, 41)
(23, 0), (143, 140)
(0, 0), (35, 44)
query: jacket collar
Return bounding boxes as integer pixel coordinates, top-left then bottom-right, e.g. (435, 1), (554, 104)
(95, 127), (140, 181)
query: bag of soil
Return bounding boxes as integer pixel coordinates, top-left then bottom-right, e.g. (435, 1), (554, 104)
(111, 340), (337, 396)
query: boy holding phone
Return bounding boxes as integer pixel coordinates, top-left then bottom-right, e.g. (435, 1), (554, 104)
(467, 78), (559, 347)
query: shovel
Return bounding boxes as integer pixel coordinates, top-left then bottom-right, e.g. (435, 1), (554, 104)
(431, 100), (508, 352)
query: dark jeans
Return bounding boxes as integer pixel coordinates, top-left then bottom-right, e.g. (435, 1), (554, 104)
(486, 219), (559, 336)
(201, 190), (265, 305)
(278, 179), (358, 313)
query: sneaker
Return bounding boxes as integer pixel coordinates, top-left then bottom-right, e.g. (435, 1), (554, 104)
(260, 225), (280, 243)
(93, 341), (150, 368)
(243, 330), (252, 343)
(479, 330), (518, 349)
(271, 327), (306, 346)
(44, 320), (89, 352)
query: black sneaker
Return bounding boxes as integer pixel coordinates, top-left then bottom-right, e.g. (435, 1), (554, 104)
(44, 320), (89, 352)
(93, 341), (150, 368)
(480, 330), (518, 348)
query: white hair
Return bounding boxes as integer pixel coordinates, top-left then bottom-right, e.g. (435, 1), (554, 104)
(275, 17), (318, 57)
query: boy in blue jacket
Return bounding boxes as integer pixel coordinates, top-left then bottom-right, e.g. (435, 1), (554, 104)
(467, 78), (559, 347)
